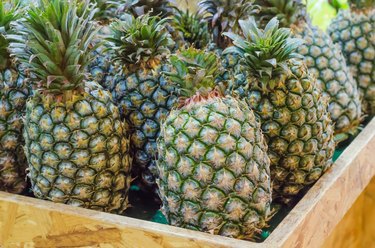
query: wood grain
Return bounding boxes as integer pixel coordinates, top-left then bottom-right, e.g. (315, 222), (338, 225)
(0, 117), (374, 247)
(0, 191), (260, 248)
(322, 177), (375, 248)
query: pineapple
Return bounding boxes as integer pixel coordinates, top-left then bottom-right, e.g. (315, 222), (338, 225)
(10, 0), (132, 213)
(157, 47), (271, 239)
(328, 0), (375, 116)
(224, 18), (336, 204)
(169, 8), (210, 50)
(254, 0), (362, 142)
(0, 1), (29, 194)
(107, 14), (177, 199)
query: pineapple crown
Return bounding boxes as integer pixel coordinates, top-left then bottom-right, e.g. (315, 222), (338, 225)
(254, 0), (308, 28)
(198, 0), (260, 49)
(111, 0), (174, 18)
(9, 0), (99, 95)
(223, 17), (303, 91)
(171, 8), (209, 49)
(91, 0), (117, 22)
(0, 0), (21, 70)
(164, 47), (222, 98)
(108, 13), (173, 70)
(349, 0), (375, 9)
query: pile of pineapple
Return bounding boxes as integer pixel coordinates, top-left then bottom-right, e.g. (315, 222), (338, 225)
(0, 0), (373, 240)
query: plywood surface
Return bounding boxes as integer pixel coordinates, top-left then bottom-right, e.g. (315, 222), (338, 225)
(323, 177), (375, 248)
(0, 118), (374, 247)
(0, 192), (259, 248)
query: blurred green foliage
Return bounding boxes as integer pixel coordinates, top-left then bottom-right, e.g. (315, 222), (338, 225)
(306, 0), (348, 30)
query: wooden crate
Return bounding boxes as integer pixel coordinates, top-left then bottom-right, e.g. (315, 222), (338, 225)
(1, 118), (375, 247)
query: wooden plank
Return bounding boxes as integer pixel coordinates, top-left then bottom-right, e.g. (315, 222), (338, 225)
(264, 118), (375, 247)
(322, 177), (375, 248)
(362, 178), (375, 247)
(0, 191), (263, 248)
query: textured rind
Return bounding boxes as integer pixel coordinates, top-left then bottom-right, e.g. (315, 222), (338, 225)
(88, 27), (115, 89)
(157, 95), (271, 239)
(328, 9), (375, 116)
(0, 67), (29, 194)
(24, 84), (132, 213)
(109, 65), (178, 196)
(231, 59), (335, 203)
(295, 22), (362, 138)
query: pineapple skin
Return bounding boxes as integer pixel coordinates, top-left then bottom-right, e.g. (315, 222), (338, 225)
(294, 23), (362, 138)
(89, 26), (116, 89)
(109, 65), (178, 195)
(0, 67), (30, 194)
(157, 95), (271, 239)
(233, 59), (335, 203)
(23, 85), (132, 213)
(328, 8), (375, 116)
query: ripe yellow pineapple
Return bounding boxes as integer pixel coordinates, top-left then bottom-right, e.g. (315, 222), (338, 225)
(224, 17), (336, 204)
(254, 0), (362, 142)
(10, 0), (132, 213)
(157, 48), (271, 239)
(106, 14), (178, 200)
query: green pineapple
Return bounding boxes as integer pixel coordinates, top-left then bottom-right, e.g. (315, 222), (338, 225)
(157, 47), (271, 239)
(328, 0), (375, 116)
(169, 8), (210, 50)
(253, 0), (362, 142)
(11, 0), (132, 212)
(0, 0), (29, 194)
(107, 14), (177, 199)
(224, 18), (336, 204)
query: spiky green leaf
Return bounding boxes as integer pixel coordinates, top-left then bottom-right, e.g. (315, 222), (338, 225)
(8, 0), (99, 94)
(163, 47), (222, 97)
(223, 17), (304, 91)
(108, 13), (173, 68)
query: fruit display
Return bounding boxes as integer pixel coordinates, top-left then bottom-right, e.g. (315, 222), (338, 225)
(224, 17), (336, 204)
(157, 47), (271, 239)
(328, 0), (375, 116)
(106, 14), (178, 199)
(1, 0), (374, 244)
(254, 0), (362, 142)
(10, 0), (132, 213)
(0, 1), (30, 194)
